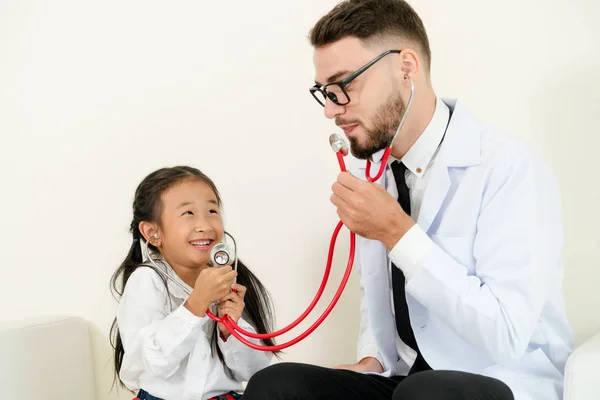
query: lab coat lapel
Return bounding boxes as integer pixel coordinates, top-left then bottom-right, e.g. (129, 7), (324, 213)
(361, 237), (399, 371)
(417, 159), (450, 233)
(352, 161), (400, 372)
(417, 99), (481, 233)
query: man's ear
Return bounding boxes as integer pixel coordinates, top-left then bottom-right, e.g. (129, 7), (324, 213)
(397, 47), (419, 79)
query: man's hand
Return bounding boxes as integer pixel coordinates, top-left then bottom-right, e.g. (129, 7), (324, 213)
(333, 357), (384, 373)
(331, 172), (415, 249)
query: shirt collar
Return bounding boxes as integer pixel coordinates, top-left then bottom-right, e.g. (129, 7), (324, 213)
(371, 97), (450, 178)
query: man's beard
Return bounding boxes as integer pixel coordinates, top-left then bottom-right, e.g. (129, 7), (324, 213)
(342, 91), (406, 160)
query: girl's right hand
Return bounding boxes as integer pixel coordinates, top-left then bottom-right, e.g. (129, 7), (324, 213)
(185, 266), (237, 317)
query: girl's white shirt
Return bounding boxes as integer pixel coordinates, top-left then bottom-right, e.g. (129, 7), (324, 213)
(116, 260), (273, 400)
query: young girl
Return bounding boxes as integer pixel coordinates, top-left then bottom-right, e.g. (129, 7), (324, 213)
(110, 166), (279, 400)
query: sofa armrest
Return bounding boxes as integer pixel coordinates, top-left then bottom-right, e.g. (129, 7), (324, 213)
(0, 316), (96, 400)
(564, 332), (600, 400)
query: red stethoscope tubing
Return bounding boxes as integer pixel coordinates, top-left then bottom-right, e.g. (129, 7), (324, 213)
(204, 148), (392, 351)
(214, 220), (354, 351)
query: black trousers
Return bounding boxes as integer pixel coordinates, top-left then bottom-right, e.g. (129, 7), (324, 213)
(243, 362), (514, 400)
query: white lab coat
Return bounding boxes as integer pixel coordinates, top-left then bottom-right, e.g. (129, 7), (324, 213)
(351, 98), (574, 400)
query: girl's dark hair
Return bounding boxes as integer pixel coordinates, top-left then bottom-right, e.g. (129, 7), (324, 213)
(109, 166), (279, 387)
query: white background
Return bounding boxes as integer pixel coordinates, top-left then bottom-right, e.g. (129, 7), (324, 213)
(1, 1), (599, 399)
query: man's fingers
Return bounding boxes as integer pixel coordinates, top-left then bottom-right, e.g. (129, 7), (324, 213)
(337, 171), (362, 190)
(332, 180), (355, 201)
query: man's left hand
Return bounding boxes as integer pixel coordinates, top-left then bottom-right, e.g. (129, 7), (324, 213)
(330, 172), (415, 249)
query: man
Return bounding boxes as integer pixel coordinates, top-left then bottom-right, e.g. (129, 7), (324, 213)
(243, 0), (573, 399)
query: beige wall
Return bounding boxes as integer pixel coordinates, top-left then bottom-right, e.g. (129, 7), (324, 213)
(0, 1), (598, 399)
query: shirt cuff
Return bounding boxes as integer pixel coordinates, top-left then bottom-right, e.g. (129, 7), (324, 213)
(172, 301), (209, 327)
(358, 344), (383, 365)
(218, 317), (256, 349)
(389, 224), (435, 280)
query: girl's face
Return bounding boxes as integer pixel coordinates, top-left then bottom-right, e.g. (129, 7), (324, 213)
(155, 179), (224, 270)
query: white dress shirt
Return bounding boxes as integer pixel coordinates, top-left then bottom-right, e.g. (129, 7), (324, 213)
(358, 97), (450, 371)
(116, 260), (272, 400)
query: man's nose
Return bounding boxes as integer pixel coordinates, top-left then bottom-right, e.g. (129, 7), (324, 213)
(324, 98), (345, 120)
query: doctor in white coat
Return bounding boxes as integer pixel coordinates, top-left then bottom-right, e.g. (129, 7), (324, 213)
(243, 1), (574, 400)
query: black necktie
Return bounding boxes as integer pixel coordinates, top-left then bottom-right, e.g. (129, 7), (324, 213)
(390, 160), (431, 374)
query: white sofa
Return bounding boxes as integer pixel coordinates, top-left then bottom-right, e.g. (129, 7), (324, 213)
(564, 332), (600, 400)
(0, 315), (598, 399)
(0, 316), (97, 400)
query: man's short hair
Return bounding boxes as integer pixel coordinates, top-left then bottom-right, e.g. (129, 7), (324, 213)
(310, 0), (432, 72)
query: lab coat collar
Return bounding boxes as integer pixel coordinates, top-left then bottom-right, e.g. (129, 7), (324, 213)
(411, 98), (482, 233)
(435, 98), (481, 168)
(387, 97), (449, 178)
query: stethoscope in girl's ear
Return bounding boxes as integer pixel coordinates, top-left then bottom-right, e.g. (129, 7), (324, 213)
(143, 75), (415, 352)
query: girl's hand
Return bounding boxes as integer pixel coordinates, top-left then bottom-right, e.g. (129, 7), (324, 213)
(185, 267), (237, 317)
(217, 283), (247, 340)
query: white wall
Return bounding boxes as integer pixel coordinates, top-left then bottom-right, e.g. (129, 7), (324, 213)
(0, 0), (598, 399)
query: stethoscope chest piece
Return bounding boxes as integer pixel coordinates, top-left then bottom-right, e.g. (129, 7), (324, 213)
(329, 133), (348, 155)
(210, 241), (236, 267)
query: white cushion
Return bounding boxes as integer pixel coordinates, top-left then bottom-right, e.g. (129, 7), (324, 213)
(564, 332), (600, 400)
(0, 314), (597, 400)
(0, 315), (96, 400)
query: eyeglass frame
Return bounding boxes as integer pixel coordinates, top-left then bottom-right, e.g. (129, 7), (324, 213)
(309, 49), (402, 107)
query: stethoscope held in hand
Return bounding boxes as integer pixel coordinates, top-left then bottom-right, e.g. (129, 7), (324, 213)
(146, 75), (415, 351)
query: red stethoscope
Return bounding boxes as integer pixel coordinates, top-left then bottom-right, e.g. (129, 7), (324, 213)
(204, 142), (381, 351)
(200, 76), (415, 351)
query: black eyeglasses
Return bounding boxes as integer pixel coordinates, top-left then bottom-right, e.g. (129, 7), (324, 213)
(309, 50), (402, 107)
